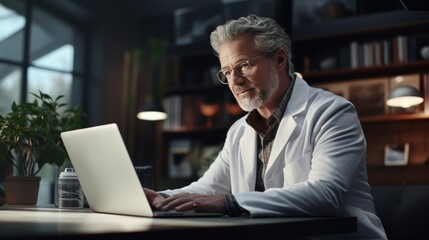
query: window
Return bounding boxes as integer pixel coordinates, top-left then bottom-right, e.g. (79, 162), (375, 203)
(0, 0), (84, 114)
(0, 0), (86, 206)
(0, 0), (25, 62)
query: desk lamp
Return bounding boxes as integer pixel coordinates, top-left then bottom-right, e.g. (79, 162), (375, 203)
(386, 85), (424, 108)
(137, 102), (167, 121)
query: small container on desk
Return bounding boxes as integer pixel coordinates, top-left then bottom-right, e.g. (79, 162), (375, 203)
(58, 168), (84, 208)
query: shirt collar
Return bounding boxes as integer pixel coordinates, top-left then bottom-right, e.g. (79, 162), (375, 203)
(246, 74), (296, 132)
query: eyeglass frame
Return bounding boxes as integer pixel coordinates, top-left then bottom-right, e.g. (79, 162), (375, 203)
(216, 54), (266, 84)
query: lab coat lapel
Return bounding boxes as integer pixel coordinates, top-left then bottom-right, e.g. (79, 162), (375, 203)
(266, 77), (308, 175)
(239, 126), (257, 192)
(266, 114), (296, 173)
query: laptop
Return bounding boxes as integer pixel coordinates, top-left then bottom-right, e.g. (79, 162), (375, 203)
(60, 123), (223, 218)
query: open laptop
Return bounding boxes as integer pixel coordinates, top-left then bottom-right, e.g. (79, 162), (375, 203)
(60, 123), (223, 218)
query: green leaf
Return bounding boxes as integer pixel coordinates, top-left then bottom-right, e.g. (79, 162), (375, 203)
(0, 90), (84, 176)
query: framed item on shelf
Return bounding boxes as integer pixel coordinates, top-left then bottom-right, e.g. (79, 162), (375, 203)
(174, 4), (223, 46)
(291, 0), (357, 30)
(384, 143), (410, 166)
(312, 77), (389, 116)
(348, 77), (389, 116)
(312, 81), (349, 99)
(168, 139), (193, 178)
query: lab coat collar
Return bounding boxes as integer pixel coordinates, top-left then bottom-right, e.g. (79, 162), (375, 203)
(238, 76), (309, 191)
(265, 76), (309, 177)
(240, 126), (257, 192)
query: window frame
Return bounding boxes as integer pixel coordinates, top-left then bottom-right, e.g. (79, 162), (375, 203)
(0, 0), (87, 108)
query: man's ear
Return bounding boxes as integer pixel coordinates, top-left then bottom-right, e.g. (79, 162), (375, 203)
(276, 49), (287, 69)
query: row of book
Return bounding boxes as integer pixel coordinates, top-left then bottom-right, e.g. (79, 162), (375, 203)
(162, 95), (219, 130)
(162, 95), (193, 129)
(162, 94), (244, 130)
(303, 34), (428, 72)
(350, 35), (414, 68)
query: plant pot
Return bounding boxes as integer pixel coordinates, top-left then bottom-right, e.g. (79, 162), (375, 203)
(5, 176), (41, 205)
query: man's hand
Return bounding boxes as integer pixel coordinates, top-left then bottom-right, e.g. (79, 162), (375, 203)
(153, 192), (226, 213)
(143, 188), (166, 208)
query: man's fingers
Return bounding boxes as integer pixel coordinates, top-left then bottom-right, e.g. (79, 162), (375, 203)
(159, 196), (195, 211)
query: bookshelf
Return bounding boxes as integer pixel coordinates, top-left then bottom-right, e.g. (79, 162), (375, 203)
(153, 0), (288, 189)
(154, 10), (429, 188)
(156, 49), (245, 189)
(293, 10), (429, 185)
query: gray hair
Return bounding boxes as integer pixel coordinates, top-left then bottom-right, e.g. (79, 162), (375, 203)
(210, 14), (294, 75)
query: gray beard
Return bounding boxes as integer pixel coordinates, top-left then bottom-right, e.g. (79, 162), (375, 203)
(237, 93), (264, 112)
(236, 67), (279, 112)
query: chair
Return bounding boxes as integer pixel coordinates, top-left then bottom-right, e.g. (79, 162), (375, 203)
(371, 184), (429, 239)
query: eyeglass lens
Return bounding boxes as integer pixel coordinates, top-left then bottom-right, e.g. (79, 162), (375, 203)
(216, 61), (252, 84)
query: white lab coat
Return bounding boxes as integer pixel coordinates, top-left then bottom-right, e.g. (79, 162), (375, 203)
(162, 76), (387, 239)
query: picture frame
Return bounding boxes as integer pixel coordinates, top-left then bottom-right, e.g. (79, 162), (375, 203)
(384, 143), (410, 166)
(348, 77), (389, 116)
(312, 81), (349, 99)
(168, 139), (193, 178)
(312, 77), (389, 116)
(291, 0), (357, 30)
(174, 5), (223, 46)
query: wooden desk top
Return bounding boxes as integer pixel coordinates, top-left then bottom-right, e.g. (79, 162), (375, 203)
(0, 206), (357, 239)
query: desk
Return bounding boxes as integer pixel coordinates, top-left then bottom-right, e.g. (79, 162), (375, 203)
(0, 206), (357, 239)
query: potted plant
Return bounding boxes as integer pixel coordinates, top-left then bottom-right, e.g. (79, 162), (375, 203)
(0, 91), (84, 205)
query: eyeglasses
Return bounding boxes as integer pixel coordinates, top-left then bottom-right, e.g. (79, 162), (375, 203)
(216, 55), (264, 84)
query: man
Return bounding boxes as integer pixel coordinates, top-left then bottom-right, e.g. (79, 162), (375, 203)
(145, 15), (387, 239)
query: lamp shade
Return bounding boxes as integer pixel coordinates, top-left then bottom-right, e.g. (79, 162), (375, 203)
(386, 86), (424, 108)
(137, 103), (167, 121)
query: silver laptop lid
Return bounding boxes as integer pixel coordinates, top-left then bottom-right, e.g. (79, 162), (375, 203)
(61, 123), (154, 217)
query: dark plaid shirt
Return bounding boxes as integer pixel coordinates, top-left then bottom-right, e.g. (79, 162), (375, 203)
(246, 75), (295, 191)
(224, 75), (296, 216)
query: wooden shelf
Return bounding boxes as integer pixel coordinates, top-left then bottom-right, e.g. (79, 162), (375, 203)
(292, 11), (429, 42)
(163, 126), (228, 136)
(164, 84), (224, 96)
(360, 113), (429, 123)
(302, 60), (429, 82)
(368, 165), (429, 185)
